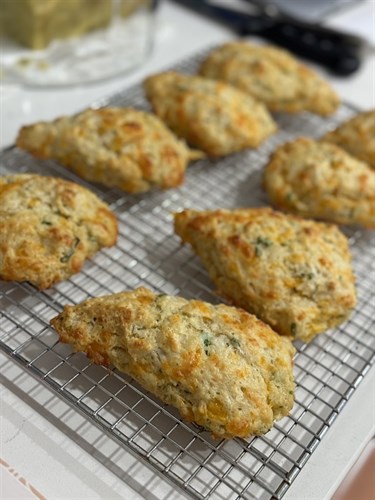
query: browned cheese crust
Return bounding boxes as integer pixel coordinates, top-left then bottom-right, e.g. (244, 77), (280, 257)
(51, 287), (295, 439)
(143, 71), (277, 156)
(16, 107), (202, 193)
(0, 174), (118, 289)
(199, 42), (340, 116)
(264, 137), (375, 228)
(174, 208), (357, 343)
(322, 110), (375, 169)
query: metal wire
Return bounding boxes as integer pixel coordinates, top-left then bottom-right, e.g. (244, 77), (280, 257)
(1, 48), (374, 500)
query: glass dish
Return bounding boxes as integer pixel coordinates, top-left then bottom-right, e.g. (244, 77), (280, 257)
(0, 0), (158, 87)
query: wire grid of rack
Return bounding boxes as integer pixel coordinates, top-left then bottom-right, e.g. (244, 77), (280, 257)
(1, 49), (374, 500)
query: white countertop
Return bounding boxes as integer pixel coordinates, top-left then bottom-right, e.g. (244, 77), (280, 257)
(1, 1), (374, 499)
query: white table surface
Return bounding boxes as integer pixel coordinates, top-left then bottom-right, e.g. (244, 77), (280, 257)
(1, 1), (374, 499)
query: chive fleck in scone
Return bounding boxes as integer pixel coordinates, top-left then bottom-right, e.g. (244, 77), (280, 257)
(199, 42), (340, 116)
(51, 287), (295, 439)
(264, 138), (375, 228)
(143, 71), (277, 156)
(322, 110), (375, 169)
(0, 174), (118, 289)
(174, 208), (356, 343)
(16, 107), (202, 193)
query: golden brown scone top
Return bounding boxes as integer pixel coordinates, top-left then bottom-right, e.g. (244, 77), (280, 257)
(264, 137), (375, 228)
(51, 287), (295, 439)
(16, 107), (202, 194)
(144, 71), (277, 156)
(0, 174), (118, 289)
(322, 110), (375, 169)
(199, 42), (340, 116)
(174, 208), (356, 343)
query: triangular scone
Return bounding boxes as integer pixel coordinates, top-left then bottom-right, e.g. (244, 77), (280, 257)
(144, 72), (276, 156)
(51, 287), (295, 439)
(16, 107), (202, 193)
(0, 174), (117, 289)
(264, 138), (375, 228)
(199, 42), (340, 116)
(174, 208), (356, 343)
(322, 110), (375, 169)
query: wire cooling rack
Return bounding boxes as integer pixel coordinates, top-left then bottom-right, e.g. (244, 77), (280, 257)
(1, 49), (374, 500)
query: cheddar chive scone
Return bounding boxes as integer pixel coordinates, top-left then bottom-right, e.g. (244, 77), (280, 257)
(0, 174), (118, 289)
(199, 42), (340, 116)
(322, 110), (375, 169)
(144, 71), (276, 156)
(16, 107), (203, 193)
(51, 287), (295, 439)
(174, 208), (356, 343)
(264, 138), (375, 228)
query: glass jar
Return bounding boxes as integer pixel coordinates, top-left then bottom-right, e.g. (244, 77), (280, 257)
(0, 0), (158, 87)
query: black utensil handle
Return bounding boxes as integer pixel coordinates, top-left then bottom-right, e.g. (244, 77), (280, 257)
(171, 0), (362, 75)
(260, 19), (361, 76)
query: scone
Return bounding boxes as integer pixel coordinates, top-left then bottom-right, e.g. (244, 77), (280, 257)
(322, 110), (375, 168)
(174, 208), (356, 343)
(16, 107), (202, 193)
(264, 138), (375, 228)
(51, 287), (295, 439)
(143, 71), (276, 156)
(0, 174), (118, 289)
(199, 42), (340, 116)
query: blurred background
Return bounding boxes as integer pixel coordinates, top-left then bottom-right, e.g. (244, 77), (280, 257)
(0, 0), (373, 146)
